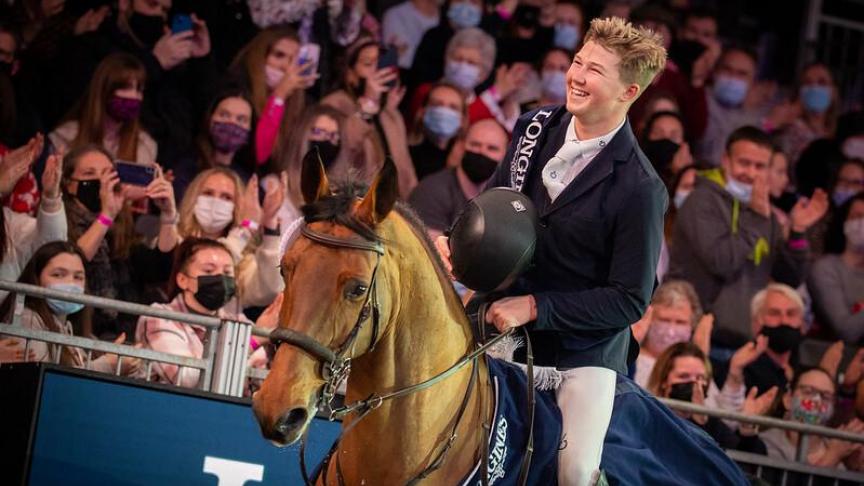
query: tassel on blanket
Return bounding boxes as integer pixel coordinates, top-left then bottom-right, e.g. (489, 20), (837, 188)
(485, 335), (566, 391)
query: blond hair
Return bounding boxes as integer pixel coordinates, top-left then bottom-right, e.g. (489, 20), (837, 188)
(178, 168), (246, 238)
(584, 17), (667, 91)
(651, 279), (703, 328)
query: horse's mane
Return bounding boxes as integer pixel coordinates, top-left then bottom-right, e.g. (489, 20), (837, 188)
(301, 183), (461, 304)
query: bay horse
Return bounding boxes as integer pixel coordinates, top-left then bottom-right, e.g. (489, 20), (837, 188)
(253, 155), (500, 484)
(252, 154), (751, 486)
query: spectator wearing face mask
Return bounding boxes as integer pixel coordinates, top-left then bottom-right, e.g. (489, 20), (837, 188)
(409, 118), (508, 239)
(231, 27), (315, 166)
(712, 284), (809, 397)
(528, 47), (570, 110)
(647, 342), (773, 455)
(668, 127), (828, 352)
(0, 241), (142, 375)
(759, 367), (864, 469)
(798, 155), (863, 256)
(50, 53), (156, 167)
(408, 82), (467, 180)
(409, 28), (524, 131)
(775, 63), (840, 167)
(410, 0), (491, 88)
(640, 110), (693, 185)
(809, 193), (864, 343)
(172, 90), (257, 202)
(838, 111), (864, 162)
(135, 237), (279, 387)
(0, 137), (66, 301)
(62, 145), (179, 339)
(551, 1), (583, 53)
(267, 104), (346, 223)
(696, 46), (770, 167)
(322, 38), (417, 198)
(177, 168), (283, 308)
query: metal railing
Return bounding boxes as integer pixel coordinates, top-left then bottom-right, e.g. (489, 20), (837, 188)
(4, 279), (864, 480)
(0, 280), (251, 395)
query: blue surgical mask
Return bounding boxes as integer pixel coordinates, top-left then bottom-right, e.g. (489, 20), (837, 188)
(674, 190), (691, 209)
(833, 188), (857, 207)
(445, 60), (481, 91)
(725, 177), (753, 204)
(447, 2), (482, 29)
(540, 70), (567, 102)
(713, 76), (749, 107)
(554, 23), (580, 50)
(46, 283), (85, 316)
(423, 105), (462, 140)
(800, 84), (832, 113)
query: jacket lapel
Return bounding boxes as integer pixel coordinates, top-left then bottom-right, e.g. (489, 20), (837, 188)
(531, 112), (572, 212)
(542, 119), (636, 217)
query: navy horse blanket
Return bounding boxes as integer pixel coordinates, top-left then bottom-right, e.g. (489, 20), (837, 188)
(458, 357), (749, 485)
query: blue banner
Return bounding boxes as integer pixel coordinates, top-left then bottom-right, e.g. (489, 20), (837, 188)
(29, 371), (341, 485)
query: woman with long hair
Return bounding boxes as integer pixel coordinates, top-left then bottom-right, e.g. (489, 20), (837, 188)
(321, 37), (417, 198)
(176, 168), (284, 308)
(0, 240), (140, 375)
(172, 88), (258, 202)
(49, 52), (156, 166)
(62, 144), (178, 339)
(267, 103), (346, 220)
(230, 26), (315, 166)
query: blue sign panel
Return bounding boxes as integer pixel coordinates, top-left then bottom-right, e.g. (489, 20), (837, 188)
(29, 372), (340, 485)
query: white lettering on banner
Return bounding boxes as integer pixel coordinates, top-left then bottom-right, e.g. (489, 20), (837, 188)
(487, 416), (509, 484)
(203, 456), (264, 486)
(511, 110), (553, 192)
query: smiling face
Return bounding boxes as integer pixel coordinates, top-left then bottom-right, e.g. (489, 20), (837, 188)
(566, 40), (640, 127)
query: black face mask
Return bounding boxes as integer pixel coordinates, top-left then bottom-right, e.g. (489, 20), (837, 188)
(0, 61), (12, 76)
(128, 12), (166, 47)
(668, 381), (706, 402)
(641, 138), (680, 174)
(193, 274), (236, 311)
(461, 150), (498, 184)
(308, 141), (340, 169)
(74, 179), (102, 214)
(761, 324), (803, 354)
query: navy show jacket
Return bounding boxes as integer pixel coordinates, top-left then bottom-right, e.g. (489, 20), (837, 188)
(489, 106), (668, 373)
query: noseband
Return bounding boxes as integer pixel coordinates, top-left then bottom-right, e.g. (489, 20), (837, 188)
(266, 222), (532, 486)
(267, 224), (384, 411)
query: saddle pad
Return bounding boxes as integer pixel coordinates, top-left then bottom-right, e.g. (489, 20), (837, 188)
(459, 357), (561, 485)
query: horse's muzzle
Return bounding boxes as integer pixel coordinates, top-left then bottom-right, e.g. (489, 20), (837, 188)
(257, 406), (309, 446)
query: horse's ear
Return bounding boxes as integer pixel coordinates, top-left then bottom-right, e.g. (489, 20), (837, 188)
(301, 146), (331, 204)
(356, 157), (398, 225)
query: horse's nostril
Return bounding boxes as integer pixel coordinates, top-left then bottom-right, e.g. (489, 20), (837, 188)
(275, 408), (308, 436)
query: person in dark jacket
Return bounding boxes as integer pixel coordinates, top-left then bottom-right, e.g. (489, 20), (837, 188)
(667, 126), (828, 354)
(439, 17), (668, 485)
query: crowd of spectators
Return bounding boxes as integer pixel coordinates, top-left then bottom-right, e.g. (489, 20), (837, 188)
(1, 0), (864, 472)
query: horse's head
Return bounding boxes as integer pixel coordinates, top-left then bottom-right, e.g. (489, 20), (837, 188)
(252, 150), (399, 446)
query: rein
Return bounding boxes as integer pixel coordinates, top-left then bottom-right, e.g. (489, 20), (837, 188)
(268, 223), (535, 485)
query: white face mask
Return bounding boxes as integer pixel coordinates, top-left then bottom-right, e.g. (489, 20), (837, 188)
(844, 218), (864, 252)
(725, 177), (753, 204)
(194, 195), (235, 234)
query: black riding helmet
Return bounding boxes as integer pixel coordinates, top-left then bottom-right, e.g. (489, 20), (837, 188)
(448, 188), (538, 292)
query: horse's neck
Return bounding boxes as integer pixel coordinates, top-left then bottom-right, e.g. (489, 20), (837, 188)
(335, 216), (489, 483)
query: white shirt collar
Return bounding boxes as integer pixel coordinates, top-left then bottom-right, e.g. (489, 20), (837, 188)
(564, 115), (627, 152)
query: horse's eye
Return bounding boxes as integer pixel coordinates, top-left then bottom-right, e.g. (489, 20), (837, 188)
(344, 280), (369, 300)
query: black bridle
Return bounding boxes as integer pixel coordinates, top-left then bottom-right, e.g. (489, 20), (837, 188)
(267, 223), (532, 485)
